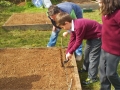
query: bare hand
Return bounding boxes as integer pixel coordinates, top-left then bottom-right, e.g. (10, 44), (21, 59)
(66, 53), (72, 60)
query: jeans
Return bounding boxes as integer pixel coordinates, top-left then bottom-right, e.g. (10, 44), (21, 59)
(75, 44), (82, 56)
(47, 29), (82, 56)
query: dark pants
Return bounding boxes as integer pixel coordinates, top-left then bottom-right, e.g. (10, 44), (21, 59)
(83, 38), (101, 79)
(99, 49), (120, 90)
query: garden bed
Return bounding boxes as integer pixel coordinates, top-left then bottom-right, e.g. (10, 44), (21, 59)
(0, 48), (81, 90)
(2, 13), (52, 30)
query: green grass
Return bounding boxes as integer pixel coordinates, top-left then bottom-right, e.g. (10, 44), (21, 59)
(0, 29), (69, 48)
(0, 3), (120, 90)
(83, 10), (102, 23)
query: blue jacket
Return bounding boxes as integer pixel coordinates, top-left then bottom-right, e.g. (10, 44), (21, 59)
(57, 2), (83, 18)
(49, 2), (83, 28)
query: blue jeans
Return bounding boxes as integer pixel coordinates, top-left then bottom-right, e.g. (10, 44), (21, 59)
(47, 29), (82, 56)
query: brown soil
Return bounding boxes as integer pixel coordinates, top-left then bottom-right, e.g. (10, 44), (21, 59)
(5, 13), (51, 26)
(0, 48), (81, 90)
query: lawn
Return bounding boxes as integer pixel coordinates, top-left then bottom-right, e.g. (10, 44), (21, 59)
(0, 1), (120, 90)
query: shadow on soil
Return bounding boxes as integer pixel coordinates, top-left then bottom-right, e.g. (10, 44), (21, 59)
(0, 75), (41, 89)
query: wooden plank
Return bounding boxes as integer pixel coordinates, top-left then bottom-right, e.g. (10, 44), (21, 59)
(61, 48), (82, 90)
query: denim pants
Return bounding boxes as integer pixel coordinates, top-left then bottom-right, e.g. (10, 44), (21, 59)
(47, 29), (82, 56)
(99, 49), (120, 90)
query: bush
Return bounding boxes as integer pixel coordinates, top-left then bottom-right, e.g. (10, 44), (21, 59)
(0, 0), (13, 7)
(25, 1), (35, 8)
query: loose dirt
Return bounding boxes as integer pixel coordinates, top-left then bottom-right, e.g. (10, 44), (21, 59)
(0, 48), (81, 90)
(5, 13), (51, 26)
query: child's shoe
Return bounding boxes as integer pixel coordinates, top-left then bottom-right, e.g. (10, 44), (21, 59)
(78, 68), (88, 73)
(82, 78), (98, 85)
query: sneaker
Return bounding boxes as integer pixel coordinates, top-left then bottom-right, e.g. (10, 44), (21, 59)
(78, 68), (88, 73)
(82, 78), (98, 85)
(76, 55), (82, 61)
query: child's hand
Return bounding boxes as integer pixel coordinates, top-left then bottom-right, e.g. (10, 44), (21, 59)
(63, 32), (68, 37)
(66, 52), (72, 60)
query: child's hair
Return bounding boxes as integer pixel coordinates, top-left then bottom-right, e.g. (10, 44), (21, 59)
(47, 5), (61, 16)
(55, 12), (72, 27)
(100, 0), (120, 15)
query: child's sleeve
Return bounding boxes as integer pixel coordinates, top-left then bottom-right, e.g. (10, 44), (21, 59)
(70, 9), (77, 19)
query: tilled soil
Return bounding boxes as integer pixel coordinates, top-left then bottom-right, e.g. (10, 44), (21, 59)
(5, 13), (51, 25)
(0, 48), (81, 90)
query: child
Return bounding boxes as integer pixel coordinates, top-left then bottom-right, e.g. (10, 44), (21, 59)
(55, 12), (102, 85)
(97, 0), (120, 89)
(47, 2), (83, 61)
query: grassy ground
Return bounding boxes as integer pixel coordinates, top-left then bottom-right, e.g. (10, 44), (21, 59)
(0, 2), (120, 90)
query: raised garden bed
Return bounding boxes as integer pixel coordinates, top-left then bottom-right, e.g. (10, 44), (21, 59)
(2, 13), (52, 30)
(0, 48), (82, 90)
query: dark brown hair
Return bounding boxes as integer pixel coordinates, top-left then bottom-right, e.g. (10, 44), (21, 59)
(100, 0), (120, 15)
(55, 12), (72, 27)
(47, 5), (61, 16)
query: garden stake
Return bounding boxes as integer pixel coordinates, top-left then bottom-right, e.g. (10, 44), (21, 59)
(61, 37), (65, 67)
